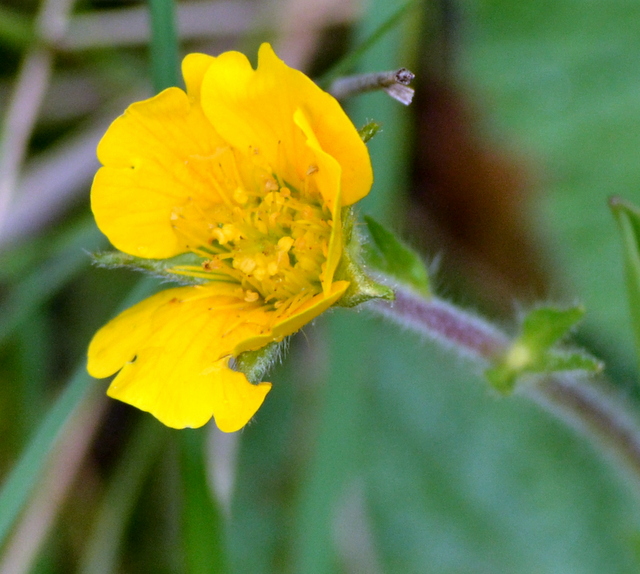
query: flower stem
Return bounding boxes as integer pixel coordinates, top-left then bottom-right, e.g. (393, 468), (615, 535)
(370, 287), (509, 362)
(329, 68), (415, 105)
(529, 376), (640, 480)
(369, 285), (640, 485)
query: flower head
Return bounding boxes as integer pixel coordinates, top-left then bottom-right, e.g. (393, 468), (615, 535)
(87, 44), (373, 432)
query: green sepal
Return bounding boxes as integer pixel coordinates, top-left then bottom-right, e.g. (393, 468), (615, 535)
(91, 250), (206, 285)
(359, 120), (382, 143)
(235, 341), (284, 384)
(361, 215), (430, 295)
(486, 306), (602, 393)
(610, 196), (640, 371)
(334, 209), (395, 307)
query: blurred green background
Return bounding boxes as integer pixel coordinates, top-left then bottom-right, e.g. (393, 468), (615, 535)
(2, 0), (640, 572)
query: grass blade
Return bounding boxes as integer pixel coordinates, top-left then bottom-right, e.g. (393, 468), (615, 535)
(0, 279), (157, 548)
(79, 416), (168, 574)
(147, 0), (180, 92)
(180, 429), (228, 574)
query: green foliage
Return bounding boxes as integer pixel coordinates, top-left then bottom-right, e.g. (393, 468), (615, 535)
(611, 197), (640, 371)
(0, 367), (94, 547)
(180, 430), (228, 574)
(0, 222), (104, 345)
(362, 215), (430, 295)
(79, 417), (168, 574)
(486, 306), (602, 393)
(460, 0), (640, 373)
(0, 5), (32, 50)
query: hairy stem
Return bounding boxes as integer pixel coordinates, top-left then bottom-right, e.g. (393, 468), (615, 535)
(529, 376), (640, 480)
(370, 287), (509, 361)
(370, 285), (640, 485)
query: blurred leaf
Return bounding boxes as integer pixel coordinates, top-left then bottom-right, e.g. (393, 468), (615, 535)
(148, 0), (180, 92)
(0, 5), (32, 50)
(364, 321), (640, 574)
(293, 313), (371, 573)
(359, 120), (381, 143)
(536, 349), (602, 374)
(79, 417), (167, 574)
(180, 430), (228, 574)
(0, 222), (105, 346)
(486, 306), (601, 392)
(363, 215), (430, 294)
(0, 279), (156, 548)
(0, 365), (94, 547)
(15, 312), (50, 433)
(610, 197), (640, 370)
(460, 0), (640, 376)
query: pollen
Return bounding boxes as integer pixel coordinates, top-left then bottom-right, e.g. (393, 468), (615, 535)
(277, 236), (294, 252)
(202, 259), (221, 271)
(244, 290), (259, 302)
(233, 187), (248, 204)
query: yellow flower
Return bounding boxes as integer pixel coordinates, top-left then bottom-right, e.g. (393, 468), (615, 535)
(87, 44), (373, 432)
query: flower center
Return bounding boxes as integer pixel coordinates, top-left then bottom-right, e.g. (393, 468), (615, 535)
(171, 146), (332, 306)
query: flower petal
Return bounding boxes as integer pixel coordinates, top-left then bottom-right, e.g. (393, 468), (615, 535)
(88, 284), (273, 430)
(293, 107), (343, 291)
(108, 355), (270, 431)
(200, 43), (373, 206)
(182, 52), (216, 99)
(92, 86), (227, 258)
(233, 280), (350, 355)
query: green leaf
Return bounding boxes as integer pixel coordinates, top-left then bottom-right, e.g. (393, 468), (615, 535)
(358, 120), (382, 143)
(363, 215), (430, 295)
(519, 306), (585, 352)
(610, 197), (640, 371)
(486, 305), (600, 393)
(535, 350), (602, 375)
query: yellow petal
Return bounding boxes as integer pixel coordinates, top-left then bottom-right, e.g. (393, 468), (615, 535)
(88, 284), (273, 430)
(92, 87), (226, 258)
(293, 108), (343, 292)
(182, 52), (216, 99)
(87, 287), (185, 379)
(108, 355), (271, 431)
(200, 43), (372, 206)
(233, 280), (350, 355)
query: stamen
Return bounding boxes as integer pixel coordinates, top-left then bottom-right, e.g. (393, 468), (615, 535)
(244, 290), (259, 302)
(170, 148), (334, 308)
